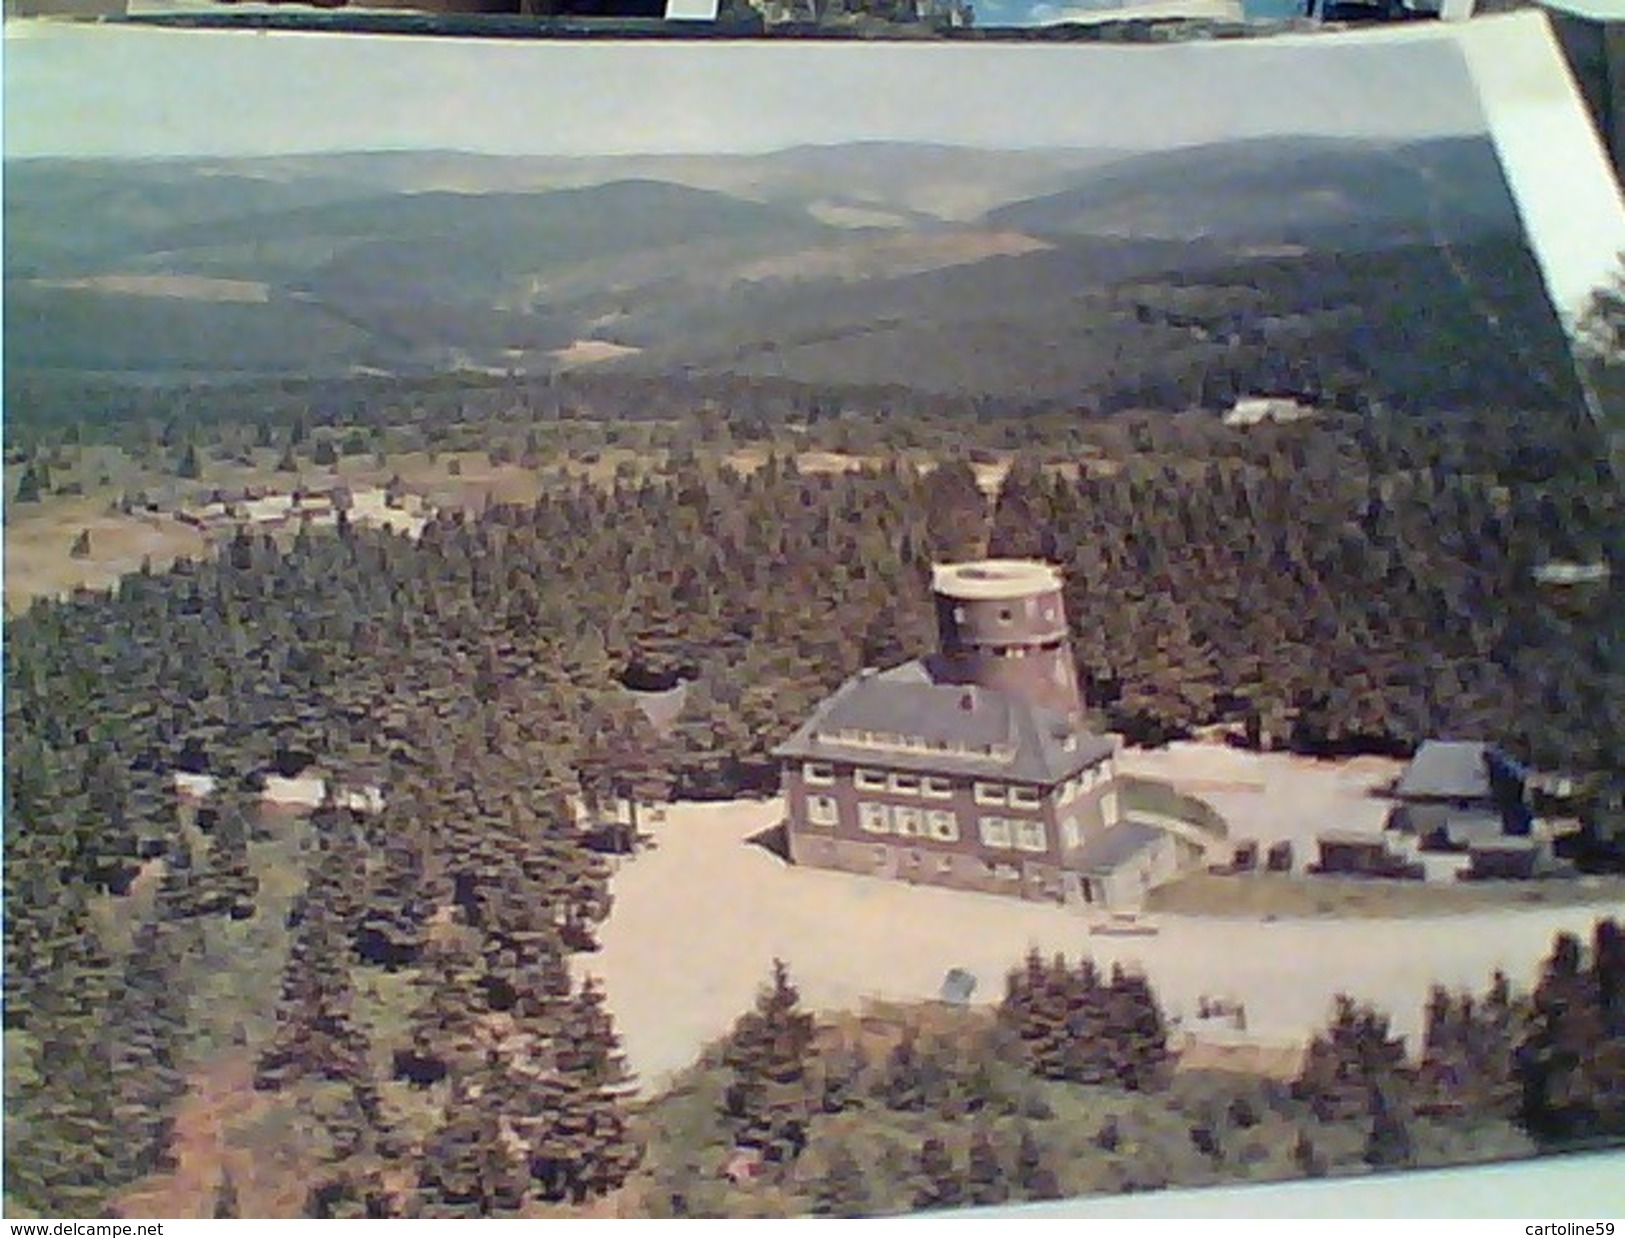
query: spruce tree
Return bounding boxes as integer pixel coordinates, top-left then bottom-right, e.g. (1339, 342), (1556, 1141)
(720, 959), (816, 1166)
(520, 974), (641, 1204)
(109, 914), (191, 1183)
(910, 1136), (961, 1211)
(1363, 1083), (1415, 1170)
(967, 1125), (1009, 1206)
(8, 921), (124, 1214)
(418, 1057), (530, 1218)
(214, 1169), (242, 1218)
(1013, 1125), (1060, 1201)
(198, 788), (259, 920)
(812, 1141), (870, 1216)
(255, 899), (371, 1091)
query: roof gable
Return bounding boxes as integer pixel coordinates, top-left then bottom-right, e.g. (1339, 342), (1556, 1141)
(1395, 740), (1496, 800)
(774, 660), (1113, 784)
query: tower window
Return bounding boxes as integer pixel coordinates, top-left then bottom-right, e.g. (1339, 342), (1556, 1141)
(808, 795), (839, 827)
(804, 762), (835, 786)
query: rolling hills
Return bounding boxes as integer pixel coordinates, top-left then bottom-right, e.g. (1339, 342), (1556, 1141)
(1, 137), (1587, 416)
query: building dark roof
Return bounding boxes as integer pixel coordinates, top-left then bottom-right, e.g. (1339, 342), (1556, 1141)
(1395, 740), (1496, 801)
(1074, 822), (1165, 874)
(773, 659), (1113, 785)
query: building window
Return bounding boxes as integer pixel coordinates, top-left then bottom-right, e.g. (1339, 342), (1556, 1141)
(893, 805), (922, 838)
(979, 816), (1012, 849)
(859, 802), (889, 834)
(1061, 815), (1081, 850)
(1054, 660), (1070, 686)
(1016, 819), (1047, 853)
(804, 762), (835, 786)
(997, 607), (1013, 623)
(927, 809), (959, 843)
(994, 863), (1020, 881)
(974, 782), (1007, 807)
(889, 772), (921, 796)
(923, 776), (953, 800)
(808, 795), (839, 827)
(1101, 790), (1120, 827)
(937, 855), (954, 873)
(855, 768), (886, 792)
(1010, 786), (1041, 810)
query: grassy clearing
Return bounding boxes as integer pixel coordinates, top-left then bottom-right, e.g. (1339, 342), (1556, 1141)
(1146, 871), (1625, 920)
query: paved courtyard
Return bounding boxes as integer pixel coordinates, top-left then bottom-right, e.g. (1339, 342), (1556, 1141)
(587, 749), (1616, 1092)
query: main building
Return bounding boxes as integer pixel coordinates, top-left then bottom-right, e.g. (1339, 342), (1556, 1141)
(776, 559), (1187, 907)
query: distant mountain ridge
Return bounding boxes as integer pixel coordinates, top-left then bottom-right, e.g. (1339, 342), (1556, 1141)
(985, 135), (1520, 248)
(4, 136), (1576, 420)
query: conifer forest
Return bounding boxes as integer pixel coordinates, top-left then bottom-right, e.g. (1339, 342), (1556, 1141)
(4, 342), (1624, 1215)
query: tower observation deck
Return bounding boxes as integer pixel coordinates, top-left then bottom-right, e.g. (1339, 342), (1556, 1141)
(930, 559), (1084, 723)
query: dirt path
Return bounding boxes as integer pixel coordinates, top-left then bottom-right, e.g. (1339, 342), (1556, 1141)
(113, 1057), (272, 1218)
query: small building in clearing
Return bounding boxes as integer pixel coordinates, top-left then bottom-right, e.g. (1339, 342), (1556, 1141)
(1386, 739), (1531, 848)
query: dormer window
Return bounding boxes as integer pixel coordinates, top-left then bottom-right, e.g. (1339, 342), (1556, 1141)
(804, 762), (835, 786)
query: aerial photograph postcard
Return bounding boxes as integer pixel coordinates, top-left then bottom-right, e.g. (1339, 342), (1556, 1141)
(3, 5), (1623, 1220)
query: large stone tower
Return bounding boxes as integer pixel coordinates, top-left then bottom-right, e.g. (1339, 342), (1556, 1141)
(930, 559), (1084, 724)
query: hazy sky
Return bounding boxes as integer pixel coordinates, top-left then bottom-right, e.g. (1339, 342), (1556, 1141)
(4, 22), (1489, 160)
